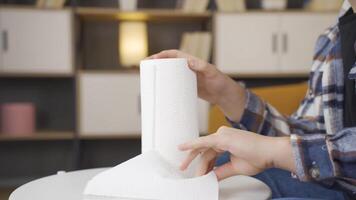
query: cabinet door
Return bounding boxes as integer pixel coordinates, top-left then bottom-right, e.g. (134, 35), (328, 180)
(79, 73), (141, 136)
(280, 13), (337, 73)
(214, 13), (280, 74)
(0, 9), (73, 74)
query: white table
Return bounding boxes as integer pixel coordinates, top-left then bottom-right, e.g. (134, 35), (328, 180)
(10, 168), (271, 200)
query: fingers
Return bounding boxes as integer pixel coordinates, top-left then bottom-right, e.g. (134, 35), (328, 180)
(213, 162), (237, 181)
(195, 149), (217, 177)
(148, 50), (180, 59)
(178, 135), (216, 151)
(180, 149), (201, 171)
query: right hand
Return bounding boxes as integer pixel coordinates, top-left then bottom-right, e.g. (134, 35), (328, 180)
(148, 50), (237, 105)
(178, 126), (296, 181)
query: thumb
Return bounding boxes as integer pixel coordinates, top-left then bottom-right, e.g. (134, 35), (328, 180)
(213, 162), (237, 181)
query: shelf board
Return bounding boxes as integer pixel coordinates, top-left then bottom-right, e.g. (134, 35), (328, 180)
(0, 132), (141, 141)
(0, 72), (74, 78)
(79, 133), (140, 140)
(0, 131), (74, 141)
(216, 8), (339, 14)
(75, 7), (212, 21)
(227, 72), (309, 78)
(79, 68), (139, 74)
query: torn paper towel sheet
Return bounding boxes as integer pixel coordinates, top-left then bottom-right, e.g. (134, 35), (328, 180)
(84, 58), (218, 200)
(84, 151), (218, 200)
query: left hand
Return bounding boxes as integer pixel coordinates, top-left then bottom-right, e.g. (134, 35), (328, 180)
(178, 126), (296, 181)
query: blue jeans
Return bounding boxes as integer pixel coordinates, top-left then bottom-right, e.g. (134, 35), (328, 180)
(254, 168), (347, 200)
(216, 153), (348, 200)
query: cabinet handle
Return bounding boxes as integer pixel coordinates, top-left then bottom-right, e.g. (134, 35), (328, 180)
(272, 33), (278, 53)
(2, 30), (8, 52)
(283, 33), (288, 53)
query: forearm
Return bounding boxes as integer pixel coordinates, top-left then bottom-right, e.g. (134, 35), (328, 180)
(216, 77), (246, 122)
(270, 137), (297, 174)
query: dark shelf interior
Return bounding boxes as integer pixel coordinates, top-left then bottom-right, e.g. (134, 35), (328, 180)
(0, 138), (141, 188)
(0, 141), (74, 187)
(0, 77), (76, 132)
(79, 139), (141, 169)
(80, 19), (209, 70)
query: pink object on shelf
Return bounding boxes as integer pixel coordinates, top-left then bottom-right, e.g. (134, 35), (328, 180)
(0, 103), (36, 136)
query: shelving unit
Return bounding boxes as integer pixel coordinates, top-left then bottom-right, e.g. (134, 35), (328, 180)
(76, 7), (212, 21)
(0, 132), (74, 141)
(228, 72), (309, 78)
(0, 72), (75, 78)
(0, 132), (140, 141)
(0, 2), (338, 190)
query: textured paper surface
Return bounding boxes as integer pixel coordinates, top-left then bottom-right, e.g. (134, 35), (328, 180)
(140, 58), (199, 172)
(84, 151), (218, 200)
(84, 58), (218, 200)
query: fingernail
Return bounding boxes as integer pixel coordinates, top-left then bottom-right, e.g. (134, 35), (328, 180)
(178, 144), (187, 151)
(179, 165), (185, 171)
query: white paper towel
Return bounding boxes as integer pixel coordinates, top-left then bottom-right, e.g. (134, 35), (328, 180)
(84, 151), (218, 200)
(140, 58), (199, 170)
(84, 58), (218, 200)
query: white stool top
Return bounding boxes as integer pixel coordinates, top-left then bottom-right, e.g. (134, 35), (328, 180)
(10, 168), (271, 200)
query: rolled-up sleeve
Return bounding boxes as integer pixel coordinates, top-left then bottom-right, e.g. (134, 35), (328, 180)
(291, 129), (356, 183)
(227, 89), (356, 190)
(228, 89), (292, 137)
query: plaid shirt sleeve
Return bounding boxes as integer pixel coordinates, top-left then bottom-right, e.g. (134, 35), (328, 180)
(228, 90), (356, 189)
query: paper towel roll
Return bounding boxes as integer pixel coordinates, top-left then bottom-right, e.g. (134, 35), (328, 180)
(140, 58), (199, 169)
(84, 58), (219, 199)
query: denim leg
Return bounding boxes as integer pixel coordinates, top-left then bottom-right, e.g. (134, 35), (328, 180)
(215, 153), (347, 200)
(273, 198), (324, 200)
(254, 168), (347, 200)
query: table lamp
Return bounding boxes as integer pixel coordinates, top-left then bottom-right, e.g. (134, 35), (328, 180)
(119, 21), (148, 68)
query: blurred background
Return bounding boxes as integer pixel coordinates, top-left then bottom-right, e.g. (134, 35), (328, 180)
(0, 0), (343, 199)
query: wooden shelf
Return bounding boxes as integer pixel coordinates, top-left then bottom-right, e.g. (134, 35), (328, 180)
(79, 68), (139, 74)
(0, 72), (74, 78)
(227, 72), (309, 78)
(216, 9), (339, 14)
(0, 131), (74, 141)
(75, 7), (212, 21)
(79, 134), (140, 140)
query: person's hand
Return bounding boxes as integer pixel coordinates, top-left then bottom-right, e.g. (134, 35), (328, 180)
(148, 50), (239, 105)
(147, 50), (246, 122)
(178, 126), (296, 181)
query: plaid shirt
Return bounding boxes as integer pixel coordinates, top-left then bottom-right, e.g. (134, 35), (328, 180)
(228, 2), (356, 196)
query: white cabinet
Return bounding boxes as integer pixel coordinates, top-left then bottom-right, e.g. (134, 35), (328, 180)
(0, 8), (73, 74)
(79, 73), (141, 136)
(214, 14), (280, 74)
(279, 13), (336, 73)
(214, 12), (337, 75)
(79, 73), (210, 136)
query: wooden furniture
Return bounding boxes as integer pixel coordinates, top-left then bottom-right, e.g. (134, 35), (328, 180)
(79, 73), (141, 136)
(0, 5), (336, 190)
(0, 8), (74, 74)
(9, 168), (271, 200)
(214, 12), (336, 75)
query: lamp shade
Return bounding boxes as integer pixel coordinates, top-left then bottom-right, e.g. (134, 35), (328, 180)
(119, 22), (148, 67)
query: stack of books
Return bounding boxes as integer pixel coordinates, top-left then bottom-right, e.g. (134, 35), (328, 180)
(180, 32), (212, 62)
(215, 0), (246, 12)
(177, 0), (210, 13)
(36, 0), (66, 9)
